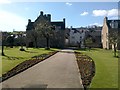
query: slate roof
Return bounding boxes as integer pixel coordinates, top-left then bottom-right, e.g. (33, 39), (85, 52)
(51, 22), (65, 30)
(26, 22), (34, 31)
(107, 20), (120, 29)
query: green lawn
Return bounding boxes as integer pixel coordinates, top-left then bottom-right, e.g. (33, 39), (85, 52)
(76, 48), (118, 88)
(0, 47), (59, 76)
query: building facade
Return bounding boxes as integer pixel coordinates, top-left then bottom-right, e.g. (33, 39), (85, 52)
(67, 26), (102, 48)
(68, 27), (86, 48)
(86, 29), (102, 48)
(26, 11), (65, 48)
(102, 17), (120, 49)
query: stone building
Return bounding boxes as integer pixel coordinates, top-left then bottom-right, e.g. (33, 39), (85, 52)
(86, 29), (102, 48)
(66, 26), (102, 48)
(26, 11), (65, 48)
(101, 17), (120, 49)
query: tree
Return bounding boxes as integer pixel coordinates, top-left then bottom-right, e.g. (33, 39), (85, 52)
(35, 19), (55, 49)
(19, 33), (26, 51)
(108, 30), (119, 57)
(30, 30), (38, 48)
(6, 35), (14, 48)
(0, 32), (5, 56)
(1, 32), (9, 56)
(85, 36), (93, 51)
(2, 35), (5, 56)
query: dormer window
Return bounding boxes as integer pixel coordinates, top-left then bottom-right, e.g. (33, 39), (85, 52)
(111, 20), (114, 28)
(110, 20), (118, 28)
(114, 21), (118, 28)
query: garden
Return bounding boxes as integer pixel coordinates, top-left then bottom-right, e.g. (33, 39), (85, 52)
(76, 48), (118, 88)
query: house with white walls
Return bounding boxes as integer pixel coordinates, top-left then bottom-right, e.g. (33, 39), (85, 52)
(69, 27), (87, 48)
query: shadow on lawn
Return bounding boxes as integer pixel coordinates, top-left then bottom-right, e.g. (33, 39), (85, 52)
(24, 48), (56, 53)
(4, 55), (25, 60)
(45, 49), (57, 52)
(24, 50), (38, 53)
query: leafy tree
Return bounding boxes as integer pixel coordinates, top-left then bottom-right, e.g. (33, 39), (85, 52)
(108, 30), (119, 57)
(6, 35), (14, 48)
(85, 36), (93, 51)
(30, 30), (38, 48)
(19, 33), (26, 51)
(35, 19), (55, 49)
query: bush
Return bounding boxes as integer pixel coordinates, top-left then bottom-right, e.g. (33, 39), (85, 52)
(20, 48), (25, 51)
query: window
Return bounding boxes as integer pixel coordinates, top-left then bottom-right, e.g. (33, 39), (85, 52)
(106, 33), (108, 38)
(114, 21), (118, 28)
(106, 41), (108, 47)
(72, 36), (75, 39)
(72, 41), (75, 44)
(58, 26), (61, 29)
(111, 20), (114, 28)
(80, 41), (81, 44)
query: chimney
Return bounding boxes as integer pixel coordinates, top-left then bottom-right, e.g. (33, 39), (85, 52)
(40, 11), (43, 16)
(47, 14), (51, 22)
(63, 18), (65, 29)
(104, 16), (108, 23)
(63, 18), (65, 23)
(28, 19), (31, 23)
(44, 14), (47, 17)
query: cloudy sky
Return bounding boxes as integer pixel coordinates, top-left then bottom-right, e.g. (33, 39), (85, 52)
(0, 1), (119, 32)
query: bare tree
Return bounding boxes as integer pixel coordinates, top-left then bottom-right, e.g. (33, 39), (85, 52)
(85, 36), (93, 51)
(35, 19), (55, 49)
(19, 33), (26, 51)
(108, 30), (119, 57)
(30, 30), (38, 48)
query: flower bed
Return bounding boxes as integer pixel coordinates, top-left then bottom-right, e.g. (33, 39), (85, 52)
(1, 51), (58, 82)
(75, 52), (95, 89)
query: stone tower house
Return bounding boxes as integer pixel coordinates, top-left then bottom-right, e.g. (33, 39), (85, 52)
(26, 11), (66, 48)
(101, 17), (120, 49)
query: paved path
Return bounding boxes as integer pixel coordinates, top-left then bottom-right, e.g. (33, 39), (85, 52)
(2, 49), (83, 89)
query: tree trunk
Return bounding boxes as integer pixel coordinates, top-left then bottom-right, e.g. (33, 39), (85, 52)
(34, 38), (37, 48)
(20, 44), (25, 51)
(46, 37), (50, 50)
(113, 44), (116, 57)
(35, 40), (37, 48)
(2, 42), (5, 56)
(21, 44), (23, 49)
(10, 43), (13, 48)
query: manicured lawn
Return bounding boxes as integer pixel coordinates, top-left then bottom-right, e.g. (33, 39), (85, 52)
(0, 47), (59, 76)
(76, 48), (118, 88)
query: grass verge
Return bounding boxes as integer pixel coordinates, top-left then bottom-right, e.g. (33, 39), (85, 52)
(75, 48), (118, 88)
(1, 47), (59, 76)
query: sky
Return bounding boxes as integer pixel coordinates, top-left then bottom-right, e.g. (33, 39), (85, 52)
(0, 1), (119, 32)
